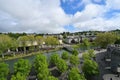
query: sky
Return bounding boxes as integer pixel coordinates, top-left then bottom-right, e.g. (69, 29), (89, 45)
(0, 0), (120, 33)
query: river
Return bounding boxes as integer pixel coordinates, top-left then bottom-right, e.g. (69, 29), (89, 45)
(4, 49), (67, 73)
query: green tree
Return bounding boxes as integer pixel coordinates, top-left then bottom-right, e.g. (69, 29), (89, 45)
(0, 62), (9, 80)
(70, 55), (79, 66)
(95, 32), (117, 48)
(11, 39), (18, 50)
(0, 34), (13, 58)
(82, 52), (91, 60)
(56, 59), (68, 73)
(34, 54), (48, 70)
(14, 59), (31, 77)
(82, 38), (90, 50)
(34, 54), (49, 80)
(82, 59), (99, 78)
(72, 49), (79, 56)
(88, 49), (95, 58)
(37, 63), (49, 80)
(11, 72), (26, 80)
(27, 35), (35, 45)
(10, 39), (19, 56)
(68, 67), (86, 80)
(45, 36), (59, 47)
(82, 49), (95, 60)
(48, 76), (58, 80)
(50, 53), (60, 65)
(61, 51), (69, 60)
(17, 36), (29, 53)
(35, 36), (44, 48)
(115, 37), (120, 44)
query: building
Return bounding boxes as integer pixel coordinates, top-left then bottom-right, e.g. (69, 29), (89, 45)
(64, 35), (96, 44)
(105, 44), (120, 73)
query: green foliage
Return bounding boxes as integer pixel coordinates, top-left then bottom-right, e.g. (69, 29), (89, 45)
(72, 44), (80, 49)
(62, 32), (67, 39)
(88, 49), (95, 58)
(115, 37), (120, 44)
(70, 55), (79, 66)
(82, 52), (91, 60)
(82, 49), (95, 60)
(34, 54), (48, 70)
(8, 32), (27, 39)
(0, 77), (6, 80)
(0, 62), (9, 80)
(11, 72), (26, 80)
(72, 49), (79, 56)
(50, 53), (60, 65)
(35, 36), (43, 45)
(56, 59), (68, 73)
(61, 51), (69, 60)
(10, 39), (19, 51)
(68, 67), (86, 80)
(82, 59), (99, 77)
(37, 63), (49, 80)
(14, 59), (31, 77)
(95, 32), (117, 48)
(27, 35), (35, 45)
(18, 35), (35, 47)
(45, 36), (59, 45)
(48, 76), (58, 80)
(18, 35), (29, 47)
(34, 54), (49, 80)
(81, 38), (90, 50)
(0, 34), (13, 54)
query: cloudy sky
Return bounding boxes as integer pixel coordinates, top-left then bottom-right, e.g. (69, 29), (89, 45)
(0, 0), (120, 33)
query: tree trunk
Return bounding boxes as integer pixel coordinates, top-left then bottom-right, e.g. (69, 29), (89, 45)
(16, 48), (18, 52)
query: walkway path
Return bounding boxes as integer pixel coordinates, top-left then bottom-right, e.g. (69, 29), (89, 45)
(103, 74), (120, 80)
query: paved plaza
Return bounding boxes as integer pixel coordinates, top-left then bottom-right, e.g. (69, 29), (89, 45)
(103, 74), (120, 80)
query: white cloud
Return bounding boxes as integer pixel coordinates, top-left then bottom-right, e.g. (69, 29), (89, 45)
(72, 4), (105, 24)
(72, 0), (120, 31)
(0, 0), (70, 33)
(0, 0), (120, 33)
(74, 17), (120, 31)
(106, 0), (120, 10)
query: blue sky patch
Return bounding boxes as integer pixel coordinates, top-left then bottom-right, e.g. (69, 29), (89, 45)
(60, 0), (85, 15)
(104, 9), (120, 19)
(91, 0), (106, 5)
(64, 25), (77, 32)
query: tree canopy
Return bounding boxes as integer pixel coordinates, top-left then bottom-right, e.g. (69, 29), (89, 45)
(82, 49), (95, 60)
(0, 34), (13, 54)
(50, 53), (60, 65)
(72, 49), (79, 56)
(34, 54), (49, 80)
(114, 36), (120, 44)
(95, 32), (117, 48)
(68, 67), (86, 80)
(70, 55), (79, 66)
(11, 72), (26, 80)
(14, 59), (31, 77)
(81, 38), (90, 50)
(45, 36), (59, 45)
(82, 59), (99, 77)
(0, 62), (9, 80)
(35, 36), (44, 45)
(48, 76), (58, 80)
(56, 59), (68, 73)
(61, 51), (69, 60)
